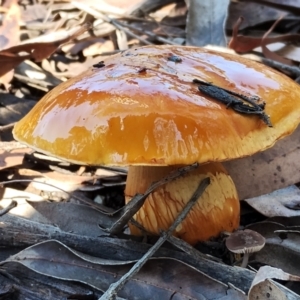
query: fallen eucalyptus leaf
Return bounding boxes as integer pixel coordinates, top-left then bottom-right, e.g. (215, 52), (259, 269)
(249, 279), (287, 300)
(0, 148), (32, 170)
(26, 201), (113, 236)
(224, 125), (300, 199)
(244, 185), (300, 218)
(248, 266), (300, 300)
(0, 24), (89, 78)
(247, 222), (300, 275)
(0, 214), (297, 298)
(3, 240), (246, 299)
(0, 262), (102, 299)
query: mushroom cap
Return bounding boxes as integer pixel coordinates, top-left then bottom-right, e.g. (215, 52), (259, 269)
(13, 45), (300, 166)
(225, 229), (266, 254)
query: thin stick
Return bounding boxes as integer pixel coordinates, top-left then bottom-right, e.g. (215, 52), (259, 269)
(167, 235), (222, 263)
(99, 177), (210, 300)
(0, 123), (16, 133)
(105, 163), (199, 234)
(113, 19), (180, 45)
(0, 200), (17, 216)
(130, 216), (222, 263)
(0, 179), (103, 212)
(204, 45), (300, 78)
(72, 1), (153, 46)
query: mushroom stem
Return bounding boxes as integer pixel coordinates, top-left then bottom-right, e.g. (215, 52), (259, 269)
(125, 162), (240, 245)
(241, 253), (250, 268)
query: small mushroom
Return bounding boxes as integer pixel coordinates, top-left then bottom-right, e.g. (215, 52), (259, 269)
(226, 229), (266, 268)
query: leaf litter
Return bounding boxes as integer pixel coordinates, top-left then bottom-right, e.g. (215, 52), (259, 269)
(1, 0), (300, 299)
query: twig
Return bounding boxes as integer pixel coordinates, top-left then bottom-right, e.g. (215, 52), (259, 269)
(113, 19), (180, 45)
(103, 163), (199, 234)
(13, 74), (54, 90)
(0, 141), (28, 151)
(204, 45), (300, 79)
(72, 1), (153, 46)
(260, 57), (300, 78)
(112, 20), (153, 45)
(129, 0), (177, 17)
(130, 216), (222, 263)
(99, 177), (210, 300)
(0, 200), (17, 216)
(0, 267), (21, 284)
(167, 235), (222, 263)
(0, 179), (103, 213)
(0, 123), (16, 133)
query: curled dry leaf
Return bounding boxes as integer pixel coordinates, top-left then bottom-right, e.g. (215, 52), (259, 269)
(17, 168), (100, 193)
(248, 266), (300, 300)
(244, 185), (300, 218)
(261, 16), (294, 66)
(0, 147), (32, 170)
(229, 16), (300, 62)
(0, 24), (90, 79)
(0, 93), (37, 126)
(23, 201), (113, 236)
(227, 1), (285, 31)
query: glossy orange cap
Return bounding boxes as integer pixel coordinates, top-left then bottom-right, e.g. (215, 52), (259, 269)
(13, 46), (300, 166)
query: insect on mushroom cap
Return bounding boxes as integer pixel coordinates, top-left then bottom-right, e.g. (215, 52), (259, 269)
(13, 45), (300, 166)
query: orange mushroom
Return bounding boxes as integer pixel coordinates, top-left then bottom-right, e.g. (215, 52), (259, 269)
(13, 46), (300, 245)
(126, 163), (239, 244)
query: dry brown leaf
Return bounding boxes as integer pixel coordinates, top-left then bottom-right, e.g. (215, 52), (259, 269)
(0, 147), (32, 170)
(17, 168), (98, 193)
(0, 24), (90, 79)
(228, 17), (300, 54)
(0, 52), (31, 81)
(0, 0), (20, 50)
(83, 40), (114, 57)
(0, 0), (21, 87)
(223, 125), (300, 199)
(261, 16), (294, 65)
(227, 1), (285, 31)
(244, 185), (300, 218)
(248, 266), (300, 300)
